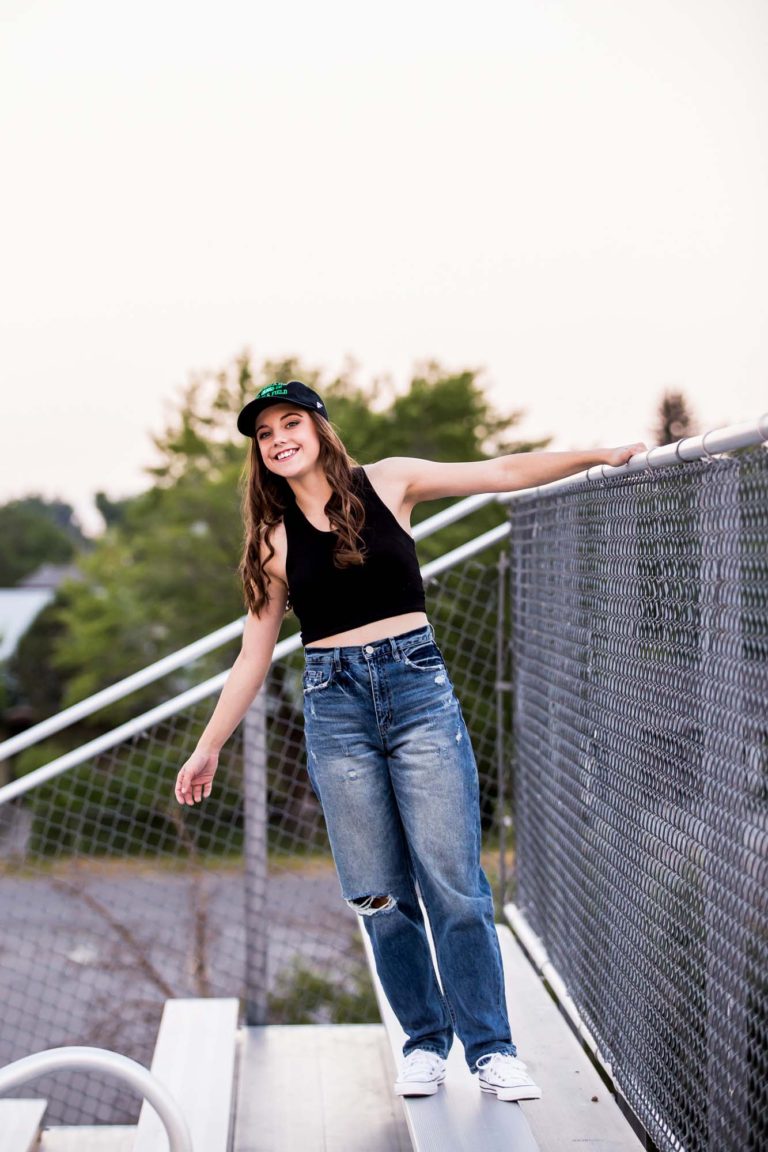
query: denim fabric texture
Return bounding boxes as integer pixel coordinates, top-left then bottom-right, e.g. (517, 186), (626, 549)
(302, 624), (516, 1070)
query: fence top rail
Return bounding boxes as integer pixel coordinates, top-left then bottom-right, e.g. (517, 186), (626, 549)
(511, 411), (767, 503)
(1, 411), (763, 768)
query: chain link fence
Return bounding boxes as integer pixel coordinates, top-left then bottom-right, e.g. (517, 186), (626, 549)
(0, 550), (507, 1126)
(509, 445), (768, 1152)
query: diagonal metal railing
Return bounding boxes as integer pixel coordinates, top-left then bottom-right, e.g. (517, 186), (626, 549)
(0, 490), (515, 766)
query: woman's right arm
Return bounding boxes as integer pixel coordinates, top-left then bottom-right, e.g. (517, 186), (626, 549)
(174, 578), (289, 806)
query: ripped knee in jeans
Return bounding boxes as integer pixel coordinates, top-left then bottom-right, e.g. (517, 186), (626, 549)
(346, 894), (396, 916)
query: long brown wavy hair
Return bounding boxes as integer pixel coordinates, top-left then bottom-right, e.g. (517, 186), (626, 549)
(239, 411), (366, 615)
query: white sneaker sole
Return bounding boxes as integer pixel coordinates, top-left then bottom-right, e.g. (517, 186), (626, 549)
(480, 1079), (542, 1102)
(394, 1075), (446, 1097)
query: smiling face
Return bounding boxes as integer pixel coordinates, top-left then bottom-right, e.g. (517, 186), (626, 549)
(255, 403), (322, 477)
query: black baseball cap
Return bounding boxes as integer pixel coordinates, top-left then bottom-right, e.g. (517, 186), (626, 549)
(237, 380), (329, 437)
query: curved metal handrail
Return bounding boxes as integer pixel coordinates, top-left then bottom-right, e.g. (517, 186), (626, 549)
(0, 485), (505, 764)
(0, 1046), (193, 1152)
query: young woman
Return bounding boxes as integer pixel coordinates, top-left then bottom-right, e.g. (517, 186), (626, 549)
(175, 379), (645, 1102)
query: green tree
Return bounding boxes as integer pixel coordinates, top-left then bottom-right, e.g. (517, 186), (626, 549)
(0, 496), (86, 586)
(95, 491), (132, 530)
(6, 600), (67, 718)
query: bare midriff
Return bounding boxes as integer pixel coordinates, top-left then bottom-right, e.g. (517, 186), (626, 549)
(305, 611), (430, 649)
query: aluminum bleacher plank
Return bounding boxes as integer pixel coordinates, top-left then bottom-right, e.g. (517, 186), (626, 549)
(361, 927), (540, 1152)
(0, 1100), (47, 1152)
(233, 1024), (410, 1152)
(133, 997), (239, 1152)
(498, 919), (645, 1152)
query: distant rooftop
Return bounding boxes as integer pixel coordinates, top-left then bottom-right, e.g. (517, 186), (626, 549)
(0, 563), (80, 661)
(0, 588), (54, 661)
(18, 563), (80, 590)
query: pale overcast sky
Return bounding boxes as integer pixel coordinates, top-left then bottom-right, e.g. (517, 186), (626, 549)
(2, 0), (766, 531)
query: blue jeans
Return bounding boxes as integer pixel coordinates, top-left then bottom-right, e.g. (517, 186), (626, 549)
(302, 624), (516, 1070)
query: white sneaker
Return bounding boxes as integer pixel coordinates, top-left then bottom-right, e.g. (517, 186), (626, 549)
(477, 1053), (542, 1101)
(394, 1049), (447, 1096)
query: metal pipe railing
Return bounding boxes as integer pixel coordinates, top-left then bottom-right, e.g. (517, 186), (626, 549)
(0, 488), (507, 763)
(0, 621), (246, 763)
(513, 411), (768, 501)
(0, 1046), (193, 1152)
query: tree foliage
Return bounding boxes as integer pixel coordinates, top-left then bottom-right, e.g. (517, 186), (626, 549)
(0, 496), (86, 586)
(7, 601), (67, 717)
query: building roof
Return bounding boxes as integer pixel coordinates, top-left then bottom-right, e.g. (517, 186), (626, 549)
(0, 588), (55, 661)
(18, 562), (80, 589)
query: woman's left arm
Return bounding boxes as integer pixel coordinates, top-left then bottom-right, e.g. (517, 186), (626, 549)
(374, 444), (647, 505)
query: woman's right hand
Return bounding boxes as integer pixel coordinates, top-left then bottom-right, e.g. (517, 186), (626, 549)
(172, 589), (288, 807)
(175, 748), (219, 805)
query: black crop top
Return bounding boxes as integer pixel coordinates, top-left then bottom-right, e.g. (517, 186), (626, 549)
(283, 467), (426, 645)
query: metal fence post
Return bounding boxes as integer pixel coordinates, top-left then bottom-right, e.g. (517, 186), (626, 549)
(496, 548), (511, 905)
(243, 690), (269, 1025)
(699, 460), (749, 1148)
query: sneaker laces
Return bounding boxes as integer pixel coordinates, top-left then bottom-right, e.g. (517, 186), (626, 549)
(400, 1049), (444, 1080)
(476, 1053), (530, 1085)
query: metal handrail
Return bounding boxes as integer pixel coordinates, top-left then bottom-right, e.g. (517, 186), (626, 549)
(514, 411), (768, 501)
(0, 410), (763, 774)
(0, 487), (509, 763)
(0, 620), (247, 762)
(0, 522), (511, 805)
(0, 1046), (193, 1152)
